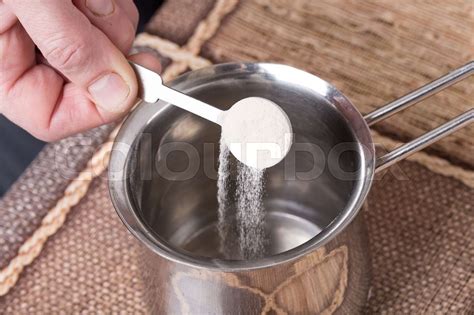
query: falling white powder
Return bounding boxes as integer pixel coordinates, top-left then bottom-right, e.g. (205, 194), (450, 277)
(217, 136), (266, 260)
(217, 141), (234, 258)
(236, 163), (266, 259)
(217, 97), (291, 259)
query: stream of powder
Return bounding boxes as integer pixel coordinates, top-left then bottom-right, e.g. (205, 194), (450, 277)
(217, 140), (234, 258)
(236, 163), (265, 259)
(217, 138), (266, 260)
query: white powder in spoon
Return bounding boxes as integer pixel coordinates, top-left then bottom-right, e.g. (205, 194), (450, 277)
(221, 97), (293, 170)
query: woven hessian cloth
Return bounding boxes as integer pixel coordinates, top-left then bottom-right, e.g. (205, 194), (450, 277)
(1, 162), (472, 313)
(1, 0), (473, 313)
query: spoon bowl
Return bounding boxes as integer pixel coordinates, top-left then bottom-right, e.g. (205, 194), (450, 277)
(221, 97), (293, 169)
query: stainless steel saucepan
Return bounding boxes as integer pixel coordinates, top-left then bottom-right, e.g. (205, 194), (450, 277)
(108, 62), (472, 313)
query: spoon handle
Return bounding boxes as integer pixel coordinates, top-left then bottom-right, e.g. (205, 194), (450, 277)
(130, 62), (223, 125)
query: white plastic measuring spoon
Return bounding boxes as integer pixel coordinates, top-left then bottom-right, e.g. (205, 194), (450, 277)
(130, 62), (293, 170)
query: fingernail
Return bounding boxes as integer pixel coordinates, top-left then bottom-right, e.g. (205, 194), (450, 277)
(85, 0), (115, 16)
(88, 73), (130, 113)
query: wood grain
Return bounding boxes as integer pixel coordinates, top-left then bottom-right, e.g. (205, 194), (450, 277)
(202, 0), (473, 167)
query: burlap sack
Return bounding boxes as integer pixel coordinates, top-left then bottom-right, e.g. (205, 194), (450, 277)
(1, 0), (472, 313)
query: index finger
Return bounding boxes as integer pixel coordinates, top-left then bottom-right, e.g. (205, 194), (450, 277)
(5, 0), (138, 114)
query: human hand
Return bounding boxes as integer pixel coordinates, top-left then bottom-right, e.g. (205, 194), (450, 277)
(0, 0), (161, 141)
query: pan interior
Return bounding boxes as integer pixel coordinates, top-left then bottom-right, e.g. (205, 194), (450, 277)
(127, 66), (364, 262)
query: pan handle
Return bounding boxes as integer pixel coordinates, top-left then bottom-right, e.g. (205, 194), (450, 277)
(363, 61), (474, 173)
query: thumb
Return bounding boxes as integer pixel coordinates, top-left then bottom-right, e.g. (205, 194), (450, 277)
(5, 0), (137, 114)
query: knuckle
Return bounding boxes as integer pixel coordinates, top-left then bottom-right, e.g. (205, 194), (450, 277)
(0, 7), (18, 34)
(43, 36), (90, 72)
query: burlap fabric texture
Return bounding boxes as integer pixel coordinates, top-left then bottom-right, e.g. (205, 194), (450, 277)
(1, 0), (472, 313)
